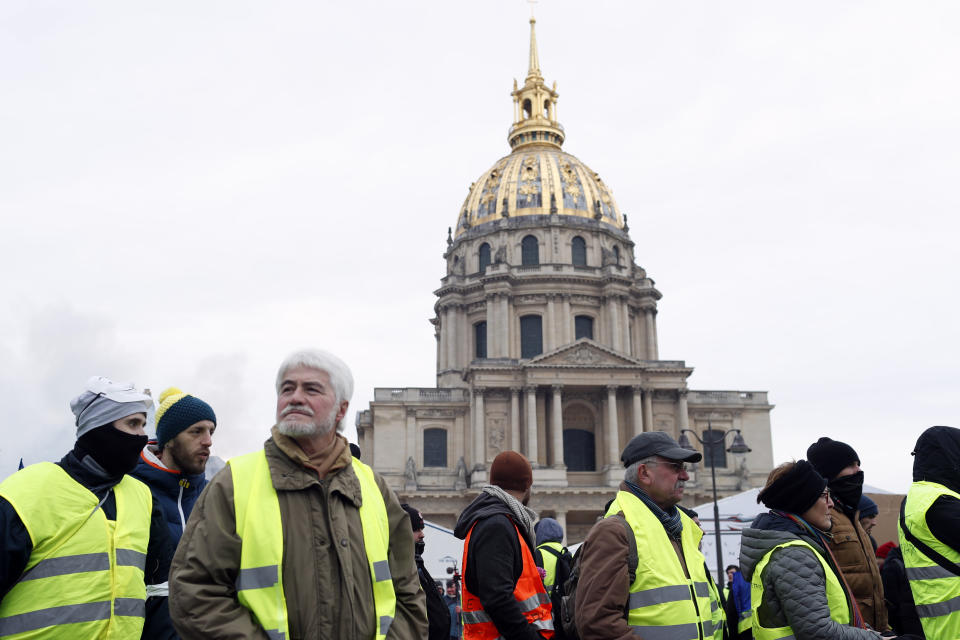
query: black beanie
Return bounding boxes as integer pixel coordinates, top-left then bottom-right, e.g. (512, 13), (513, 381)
(400, 503), (424, 531)
(806, 437), (859, 480)
(757, 460), (827, 516)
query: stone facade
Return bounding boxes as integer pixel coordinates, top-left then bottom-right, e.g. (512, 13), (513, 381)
(357, 18), (775, 543)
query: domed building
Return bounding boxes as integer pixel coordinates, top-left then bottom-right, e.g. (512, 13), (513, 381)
(357, 18), (774, 542)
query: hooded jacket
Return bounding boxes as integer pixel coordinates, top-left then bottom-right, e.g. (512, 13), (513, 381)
(824, 502), (888, 630)
(168, 433), (427, 640)
(131, 443), (208, 541)
(911, 426), (960, 552)
(454, 492), (544, 640)
(130, 443), (208, 640)
(739, 512), (880, 640)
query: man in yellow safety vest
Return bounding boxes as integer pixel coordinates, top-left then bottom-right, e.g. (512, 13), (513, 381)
(169, 348), (427, 639)
(0, 376), (175, 639)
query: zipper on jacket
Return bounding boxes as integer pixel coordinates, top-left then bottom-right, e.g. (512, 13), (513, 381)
(177, 480), (187, 530)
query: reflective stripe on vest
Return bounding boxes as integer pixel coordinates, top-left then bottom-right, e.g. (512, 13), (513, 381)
(461, 522), (555, 640)
(899, 481), (960, 640)
(0, 462), (151, 639)
(705, 570), (725, 640)
(606, 491), (714, 640)
(230, 451), (396, 640)
(750, 539), (849, 640)
(536, 541), (563, 594)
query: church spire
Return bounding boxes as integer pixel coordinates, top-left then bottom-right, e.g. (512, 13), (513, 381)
(509, 16), (564, 151)
(527, 17), (541, 80)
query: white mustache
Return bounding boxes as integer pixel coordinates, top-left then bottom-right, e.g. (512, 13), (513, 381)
(281, 404), (315, 417)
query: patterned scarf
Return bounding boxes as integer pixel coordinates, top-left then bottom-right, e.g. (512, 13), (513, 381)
(773, 510), (867, 629)
(482, 484), (538, 537)
(625, 480), (683, 540)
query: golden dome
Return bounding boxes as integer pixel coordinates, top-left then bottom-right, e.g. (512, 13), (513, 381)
(454, 18), (624, 237)
(455, 148), (623, 236)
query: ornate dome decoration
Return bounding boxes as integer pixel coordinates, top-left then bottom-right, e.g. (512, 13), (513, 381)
(454, 18), (624, 237)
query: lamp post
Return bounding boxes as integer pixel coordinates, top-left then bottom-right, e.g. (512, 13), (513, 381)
(678, 424), (751, 590)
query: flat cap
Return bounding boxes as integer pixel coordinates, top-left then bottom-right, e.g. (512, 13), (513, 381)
(621, 431), (702, 467)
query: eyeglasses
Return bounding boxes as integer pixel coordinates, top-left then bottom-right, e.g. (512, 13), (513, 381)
(642, 460), (687, 473)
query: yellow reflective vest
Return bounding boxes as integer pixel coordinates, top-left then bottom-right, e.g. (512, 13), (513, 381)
(606, 491), (716, 640)
(230, 450), (396, 640)
(899, 480), (960, 640)
(750, 539), (849, 640)
(0, 462), (151, 639)
(536, 541), (565, 595)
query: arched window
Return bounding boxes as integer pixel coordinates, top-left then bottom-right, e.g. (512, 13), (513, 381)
(571, 236), (587, 266)
(703, 428), (727, 468)
(424, 428), (447, 467)
(474, 321), (487, 359)
(612, 245), (621, 265)
(523, 99), (532, 119)
(574, 315), (594, 340)
(520, 315), (543, 358)
(479, 243), (491, 273)
(521, 235), (539, 266)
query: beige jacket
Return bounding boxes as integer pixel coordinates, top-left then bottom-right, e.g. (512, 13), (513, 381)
(827, 505), (888, 631)
(169, 433), (427, 640)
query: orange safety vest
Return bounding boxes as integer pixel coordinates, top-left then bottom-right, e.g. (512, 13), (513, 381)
(461, 521), (555, 640)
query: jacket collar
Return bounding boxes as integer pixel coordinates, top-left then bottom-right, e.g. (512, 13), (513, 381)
(265, 434), (362, 508)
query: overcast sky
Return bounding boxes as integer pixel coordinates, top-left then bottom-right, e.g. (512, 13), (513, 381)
(1, 1), (957, 493)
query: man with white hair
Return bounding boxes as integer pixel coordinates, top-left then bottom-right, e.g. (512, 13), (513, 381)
(170, 349), (427, 640)
(0, 376), (175, 638)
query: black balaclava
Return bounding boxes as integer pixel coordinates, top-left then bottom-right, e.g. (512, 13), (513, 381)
(76, 423), (148, 477)
(829, 471), (864, 513)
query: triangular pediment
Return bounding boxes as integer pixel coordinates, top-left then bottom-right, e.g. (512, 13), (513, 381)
(525, 339), (643, 368)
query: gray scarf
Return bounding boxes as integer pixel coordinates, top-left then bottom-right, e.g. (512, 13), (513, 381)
(482, 484), (537, 536)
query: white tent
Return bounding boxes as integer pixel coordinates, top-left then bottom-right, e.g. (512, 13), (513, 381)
(420, 520), (465, 587)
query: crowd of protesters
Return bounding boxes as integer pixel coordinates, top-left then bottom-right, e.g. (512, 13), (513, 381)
(0, 347), (954, 640)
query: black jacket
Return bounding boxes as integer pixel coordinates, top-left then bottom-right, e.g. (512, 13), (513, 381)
(881, 545), (923, 637)
(417, 553), (452, 640)
(454, 492), (543, 640)
(0, 449), (175, 605)
(912, 426), (960, 552)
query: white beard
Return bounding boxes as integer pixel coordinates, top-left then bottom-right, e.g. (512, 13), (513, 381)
(277, 403), (338, 438)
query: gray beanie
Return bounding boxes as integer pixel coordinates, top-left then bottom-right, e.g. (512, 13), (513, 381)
(70, 376), (154, 438)
(534, 517), (564, 546)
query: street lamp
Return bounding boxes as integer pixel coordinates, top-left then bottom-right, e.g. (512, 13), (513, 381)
(678, 425), (751, 590)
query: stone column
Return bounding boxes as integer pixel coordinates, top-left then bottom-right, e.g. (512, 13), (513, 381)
(642, 386), (654, 433)
(546, 294), (557, 351)
(485, 294), (499, 358)
(606, 385), (620, 466)
(644, 308), (656, 360)
(405, 408), (417, 464)
(677, 389), (690, 433)
(510, 387), (521, 451)
(650, 310), (659, 360)
(551, 385), (565, 468)
(611, 297), (623, 351)
(501, 294), (512, 358)
(621, 300), (631, 356)
(555, 510), (568, 545)
(525, 385), (538, 465)
(438, 306), (448, 371)
(446, 304), (458, 370)
(562, 294), (573, 344)
(631, 385), (644, 437)
(473, 388), (486, 467)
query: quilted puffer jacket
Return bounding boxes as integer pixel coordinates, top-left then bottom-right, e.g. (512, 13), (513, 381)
(740, 512), (883, 640)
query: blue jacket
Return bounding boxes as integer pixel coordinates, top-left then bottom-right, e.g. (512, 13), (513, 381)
(131, 443), (207, 542)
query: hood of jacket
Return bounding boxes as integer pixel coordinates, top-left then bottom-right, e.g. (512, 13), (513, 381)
(739, 511), (826, 582)
(453, 491), (522, 540)
(913, 426), (960, 492)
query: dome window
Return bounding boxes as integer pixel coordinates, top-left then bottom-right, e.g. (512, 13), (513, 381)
(612, 245), (621, 265)
(520, 315), (543, 358)
(521, 235), (539, 266)
(572, 236), (587, 266)
(523, 99), (532, 119)
(479, 243), (491, 273)
(575, 315), (594, 340)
